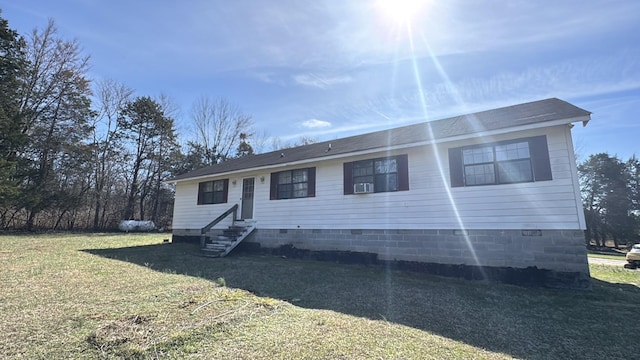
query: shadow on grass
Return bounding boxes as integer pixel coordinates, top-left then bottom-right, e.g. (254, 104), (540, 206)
(83, 242), (640, 359)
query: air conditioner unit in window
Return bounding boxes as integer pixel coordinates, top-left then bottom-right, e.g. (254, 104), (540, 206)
(353, 183), (374, 194)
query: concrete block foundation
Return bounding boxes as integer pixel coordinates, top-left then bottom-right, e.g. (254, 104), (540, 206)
(174, 227), (591, 289)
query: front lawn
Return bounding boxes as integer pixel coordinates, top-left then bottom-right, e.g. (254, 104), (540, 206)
(1, 233), (637, 359)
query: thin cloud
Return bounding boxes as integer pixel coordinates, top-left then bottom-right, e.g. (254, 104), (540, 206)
(300, 119), (332, 129)
(252, 72), (286, 86)
(293, 73), (353, 89)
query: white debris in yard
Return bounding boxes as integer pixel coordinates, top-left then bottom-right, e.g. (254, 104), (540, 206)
(118, 220), (156, 232)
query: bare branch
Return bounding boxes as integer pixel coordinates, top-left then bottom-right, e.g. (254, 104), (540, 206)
(189, 96), (253, 165)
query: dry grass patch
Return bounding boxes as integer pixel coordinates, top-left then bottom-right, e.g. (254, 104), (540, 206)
(0, 233), (638, 359)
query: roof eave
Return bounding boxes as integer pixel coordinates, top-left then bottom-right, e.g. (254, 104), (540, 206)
(563, 114), (591, 127)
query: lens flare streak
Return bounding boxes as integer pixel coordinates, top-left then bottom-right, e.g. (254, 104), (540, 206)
(405, 22), (487, 277)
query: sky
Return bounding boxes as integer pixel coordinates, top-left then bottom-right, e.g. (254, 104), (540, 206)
(1, 0), (639, 160)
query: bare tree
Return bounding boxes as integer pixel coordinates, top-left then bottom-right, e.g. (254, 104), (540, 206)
(248, 129), (270, 154)
(156, 93), (180, 120)
(18, 19), (93, 230)
(296, 135), (319, 146)
(90, 79), (133, 229)
(269, 135), (319, 151)
(189, 96), (253, 165)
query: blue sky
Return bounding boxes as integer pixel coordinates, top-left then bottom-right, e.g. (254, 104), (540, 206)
(2, 0), (639, 160)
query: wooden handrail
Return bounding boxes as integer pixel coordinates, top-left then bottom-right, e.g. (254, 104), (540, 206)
(201, 204), (238, 234)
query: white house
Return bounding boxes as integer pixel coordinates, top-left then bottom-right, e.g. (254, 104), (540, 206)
(169, 98), (592, 288)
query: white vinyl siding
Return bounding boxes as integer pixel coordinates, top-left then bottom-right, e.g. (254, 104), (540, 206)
(172, 125), (584, 231)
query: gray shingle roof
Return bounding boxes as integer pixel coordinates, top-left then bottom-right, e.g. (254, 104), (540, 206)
(171, 98), (590, 182)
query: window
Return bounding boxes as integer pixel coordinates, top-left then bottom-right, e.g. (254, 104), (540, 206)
(270, 167), (316, 200)
(197, 179), (228, 204)
(343, 154), (409, 194)
(462, 141), (533, 185)
(448, 136), (552, 187)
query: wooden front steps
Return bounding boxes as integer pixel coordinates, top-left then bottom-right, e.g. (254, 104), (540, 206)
(201, 220), (256, 258)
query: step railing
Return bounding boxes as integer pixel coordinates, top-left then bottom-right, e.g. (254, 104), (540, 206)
(200, 204), (238, 248)
(220, 222), (256, 257)
(201, 221), (256, 258)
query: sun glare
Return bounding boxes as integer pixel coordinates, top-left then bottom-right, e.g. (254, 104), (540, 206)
(377, 0), (428, 24)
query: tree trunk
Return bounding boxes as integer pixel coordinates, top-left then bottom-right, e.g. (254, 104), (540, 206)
(139, 196), (145, 220)
(26, 208), (37, 231)
(93, 196), (101, 230)
(124, 159), (141, 220)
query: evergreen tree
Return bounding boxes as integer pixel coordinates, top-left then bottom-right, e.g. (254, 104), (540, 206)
(117, 96), (176, 220)
(0, 12), (27, 212)
(236, 132), (254, 157)
(579, 153), (636, 247)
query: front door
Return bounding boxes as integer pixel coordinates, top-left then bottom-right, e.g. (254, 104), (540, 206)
(241, 178), (254, 219)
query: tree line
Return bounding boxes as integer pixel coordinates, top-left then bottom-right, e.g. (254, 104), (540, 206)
(0, 14), (268, 231)
(578, 153), (640, 248)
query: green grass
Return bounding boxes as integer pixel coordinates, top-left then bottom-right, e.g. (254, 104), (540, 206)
(589, 264), (639, 285)
(1, 233), (638, 359)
